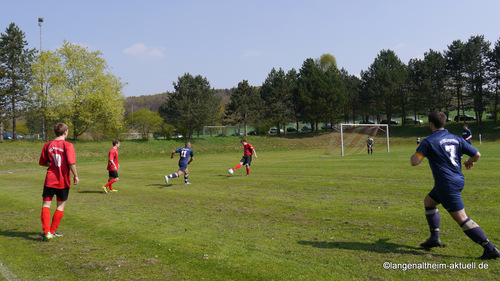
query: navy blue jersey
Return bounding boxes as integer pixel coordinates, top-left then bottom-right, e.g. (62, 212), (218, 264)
(175, 147), (193, 167)
(462, 128), (472, 144)
(416, 129), (478, 190)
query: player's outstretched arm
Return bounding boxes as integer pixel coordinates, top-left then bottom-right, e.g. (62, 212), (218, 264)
(464, 151), (481, 170)
(253, 149), (258, 158)
(170, 151), (176, 159)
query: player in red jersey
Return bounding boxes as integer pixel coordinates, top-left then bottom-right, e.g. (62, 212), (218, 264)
(102, 139), (120, 193)
(229, 139), (258, 176)
(39, 123), (79, 241)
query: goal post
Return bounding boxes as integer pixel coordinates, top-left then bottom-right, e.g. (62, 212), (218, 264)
(340, 124), (389, 156)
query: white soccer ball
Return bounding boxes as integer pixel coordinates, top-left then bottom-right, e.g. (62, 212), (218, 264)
(228, 168), (234, 175)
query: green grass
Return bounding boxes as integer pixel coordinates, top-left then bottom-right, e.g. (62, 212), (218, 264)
(0, 134), (499, 280)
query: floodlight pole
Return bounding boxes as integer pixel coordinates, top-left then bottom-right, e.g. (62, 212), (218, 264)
(38, 17), (46, 140)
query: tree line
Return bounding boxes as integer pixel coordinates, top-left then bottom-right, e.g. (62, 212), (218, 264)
(1, 22), (500, 140)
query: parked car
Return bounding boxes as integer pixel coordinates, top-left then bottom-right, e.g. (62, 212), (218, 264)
(380, 119), (400, 125)
(269, 128), (284, 134)
(3, 131), (13, 139)
(454, 114), (476, 122)
(248, 131), (258, 135)
(231, 132), (243, 136)
(286, 127), (298, 132)
(301, 125), (312, 131)
(404, 117), (423, 125)
(321, 124), (333, 129)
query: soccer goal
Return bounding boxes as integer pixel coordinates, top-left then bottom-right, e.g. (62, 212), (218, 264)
(339, 124), (389, 156)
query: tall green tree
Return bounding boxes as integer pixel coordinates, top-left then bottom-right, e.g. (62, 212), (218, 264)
(445, 40), (467, 120)
(340, 68), (361, 123)
(225, 80), (262, 135)
(365, 49), (406, 127)
(159, 73), (221, 139)
(0, 23), (35, 140)
(260, 68), (294, 134)
(30, 41), (125, 140)
(296, 58), (328, 132)
(464, 35), (491, 126)
(488, 38), (500, 123)
(29, 50), (66, 138)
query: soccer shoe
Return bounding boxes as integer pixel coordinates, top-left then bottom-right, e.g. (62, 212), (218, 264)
(419, 238), (443, 248)
(101, 186), (108, 194)
(185, 182), (191, 185)
(110, 189), (118, 192)
(165, 176), (169, 184)
(42, 232), (53, 241)
(478, 248), (500, 260)
(52, 232), (63, 238)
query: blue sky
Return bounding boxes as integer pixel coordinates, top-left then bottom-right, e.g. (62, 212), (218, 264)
(2, 0), (500, 97)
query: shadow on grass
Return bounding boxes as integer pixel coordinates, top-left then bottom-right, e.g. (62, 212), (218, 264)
(146, 183), (170, 188)
(78, 190), (105, 194)
(0, 230), (42, 241)
(298, 238), (458, 258)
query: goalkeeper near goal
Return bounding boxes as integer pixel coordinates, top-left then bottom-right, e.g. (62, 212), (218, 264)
(366, 137), (374, 154)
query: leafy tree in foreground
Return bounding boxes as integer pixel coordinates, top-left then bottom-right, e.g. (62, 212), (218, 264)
(30, 41), (125, 140)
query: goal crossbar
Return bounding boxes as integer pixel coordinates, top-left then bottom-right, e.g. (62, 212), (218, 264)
(340, 124), (389, 156)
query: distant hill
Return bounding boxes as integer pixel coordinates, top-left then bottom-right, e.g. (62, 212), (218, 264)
(124, 89), (231, 116)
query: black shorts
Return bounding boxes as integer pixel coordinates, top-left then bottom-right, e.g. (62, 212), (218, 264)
(42, 186), (69, 201)
(108, 171), (119, 178)
(240, 155), (252, 166)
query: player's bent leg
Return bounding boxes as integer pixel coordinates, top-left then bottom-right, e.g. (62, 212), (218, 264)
(420, 195), (443, 248)
(450, 210), (500, 259)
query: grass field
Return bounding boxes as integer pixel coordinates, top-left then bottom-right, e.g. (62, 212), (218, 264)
(0, 133), (499, 280)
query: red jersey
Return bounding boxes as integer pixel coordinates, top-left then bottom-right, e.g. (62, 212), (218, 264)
(107, 147), (119, 171)
(243, 143), (254, 156)
(39, 139), (76, 189)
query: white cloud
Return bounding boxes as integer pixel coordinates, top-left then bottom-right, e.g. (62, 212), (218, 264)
(123, 43), (165, 59)
(394, 43), (407, 49)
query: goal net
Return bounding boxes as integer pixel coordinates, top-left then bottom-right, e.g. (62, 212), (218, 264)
(322, 124), (389, 157)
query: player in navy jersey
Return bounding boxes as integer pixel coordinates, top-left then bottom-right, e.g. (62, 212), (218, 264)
(462, 123), (472, 144)
(165, 141), (194, 184)
(411, 112), (499, 260)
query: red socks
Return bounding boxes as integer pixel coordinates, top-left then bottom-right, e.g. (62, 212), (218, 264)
(41, 208), (64, 235)
(41, 207), (51, 235)
(246, 167), (250, 175)
(105, 178), (116, 187)
(105, 178), (116, 188)
(234, 164), (242, 170)
(50, 210), (64, 234)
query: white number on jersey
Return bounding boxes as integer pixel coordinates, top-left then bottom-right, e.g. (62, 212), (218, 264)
(444, 145), (458, 166)
(180, 150), (187, 158)
(52, 153), (62, 167)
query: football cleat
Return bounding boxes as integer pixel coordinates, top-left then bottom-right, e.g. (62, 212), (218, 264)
(43, 232), (53, 241)
(110, 189), (118, 192)
(420, 238), (443, 248)
(478, 248), (500, 260)
(165, 176), (169, 184)
(185, 182), (191, 185)
(101, 186), (108, 194)
(52, 232), (63, 238)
